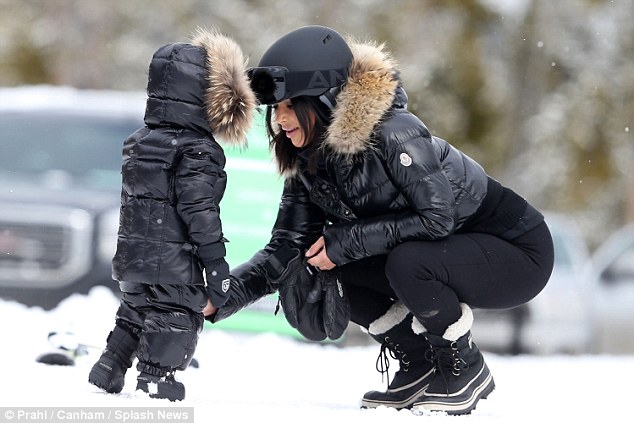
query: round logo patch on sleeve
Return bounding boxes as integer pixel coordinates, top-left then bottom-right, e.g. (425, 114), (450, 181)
(399, 152), (412, 167)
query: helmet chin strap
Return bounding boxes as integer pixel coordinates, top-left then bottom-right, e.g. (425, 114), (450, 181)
(318, 86), (341, 111)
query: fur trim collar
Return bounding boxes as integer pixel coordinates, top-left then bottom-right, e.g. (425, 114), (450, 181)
(324, 40), (399, 156)
(191, 28), (256, 147)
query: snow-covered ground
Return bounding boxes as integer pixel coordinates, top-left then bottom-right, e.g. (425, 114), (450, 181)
(2, 287), (632, 422)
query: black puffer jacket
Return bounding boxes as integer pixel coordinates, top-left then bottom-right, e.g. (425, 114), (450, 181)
(112, 30), (255, 308)
(214, 40), (542, 320)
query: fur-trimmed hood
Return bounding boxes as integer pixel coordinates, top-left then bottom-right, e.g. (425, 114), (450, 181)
(191, 28), (256, 146)
(324, 40), (400, 156)
(145, 28), (255, 147)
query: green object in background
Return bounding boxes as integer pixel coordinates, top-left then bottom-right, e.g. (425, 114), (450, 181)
(206, 115), (300, 338)
(221, 117), (283, 267)
(208, 115), (344, 344)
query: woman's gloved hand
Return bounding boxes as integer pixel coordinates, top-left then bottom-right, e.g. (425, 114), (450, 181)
(264, 244), (316, 329)
(306, 269), (350, 340)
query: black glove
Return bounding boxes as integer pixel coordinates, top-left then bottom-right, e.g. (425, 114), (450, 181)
(263, 244), (316, 329)
(204, 258), (231, 308)
(306, 269), (350, 340)
(198, 243), (231, 308)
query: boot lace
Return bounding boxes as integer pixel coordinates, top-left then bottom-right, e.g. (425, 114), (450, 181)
(375, 336), (410, 388)
(425, 341), (468, 392)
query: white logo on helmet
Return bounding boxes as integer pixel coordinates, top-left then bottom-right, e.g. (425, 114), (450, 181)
(400, 152), (412, 167)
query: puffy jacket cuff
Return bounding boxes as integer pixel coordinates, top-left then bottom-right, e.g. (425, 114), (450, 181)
(322, 229), (348, 266)
(197, 242), (227, 263)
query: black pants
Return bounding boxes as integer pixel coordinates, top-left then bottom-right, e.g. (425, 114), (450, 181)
(115, 283), (207, 375)
(340, 221), (554, 336)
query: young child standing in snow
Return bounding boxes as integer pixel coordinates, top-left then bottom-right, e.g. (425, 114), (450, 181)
(88, 28), (255, 401)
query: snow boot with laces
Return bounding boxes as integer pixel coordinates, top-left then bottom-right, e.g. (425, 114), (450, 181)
(361, 302), (435, 410)
(88, 323), (139, 394)
(412, 303), (495, 415)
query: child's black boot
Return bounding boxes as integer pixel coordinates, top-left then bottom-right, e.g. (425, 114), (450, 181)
(88, 324), (138, 394)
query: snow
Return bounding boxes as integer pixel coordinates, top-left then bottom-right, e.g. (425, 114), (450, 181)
(2, 287), (632, 422)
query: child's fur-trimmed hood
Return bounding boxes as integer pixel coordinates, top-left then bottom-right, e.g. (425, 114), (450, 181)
(191, 28), (256, 147)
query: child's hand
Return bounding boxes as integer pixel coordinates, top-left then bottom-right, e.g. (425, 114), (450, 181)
(203, 299), (218, 316)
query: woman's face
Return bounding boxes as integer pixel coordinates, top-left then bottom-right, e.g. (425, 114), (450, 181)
(273, 99), (309, 148)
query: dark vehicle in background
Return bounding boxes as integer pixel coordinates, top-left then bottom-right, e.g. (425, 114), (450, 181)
(0, 86), (285, 321)
(0, 86), (145, 308)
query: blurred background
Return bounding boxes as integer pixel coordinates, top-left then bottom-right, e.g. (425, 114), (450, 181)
(2, 0), (633, 243)
(1, 0), (633, 354)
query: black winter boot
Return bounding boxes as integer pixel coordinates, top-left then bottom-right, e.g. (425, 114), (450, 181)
(136, 371), (185, 402)
(361, 302), (435, 410)
(88, 324), (139, 394)
(412, 304), (495, 415)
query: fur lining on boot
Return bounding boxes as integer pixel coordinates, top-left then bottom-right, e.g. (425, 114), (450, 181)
(442, 303), (473, 342)
(411, 318), (427, 335)
(368, 302), (410, 335)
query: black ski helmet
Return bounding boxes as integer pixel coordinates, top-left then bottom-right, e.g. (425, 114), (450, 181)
(249, 26), (352, 105)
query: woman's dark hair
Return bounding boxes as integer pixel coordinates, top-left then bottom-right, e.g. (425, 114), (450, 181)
(265, 96), (328, 174)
